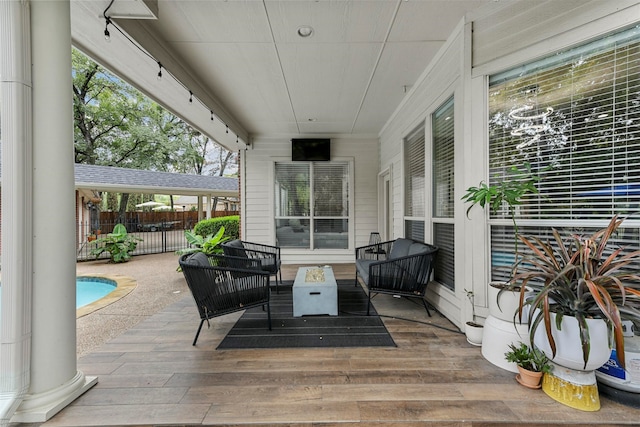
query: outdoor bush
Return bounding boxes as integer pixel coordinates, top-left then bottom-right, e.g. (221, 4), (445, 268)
(193, 215), (239, 240)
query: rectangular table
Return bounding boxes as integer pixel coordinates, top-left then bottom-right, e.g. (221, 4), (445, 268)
(292, 266), (338, 317)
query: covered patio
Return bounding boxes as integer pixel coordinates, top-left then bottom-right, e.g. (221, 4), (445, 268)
(3, 0), (640, 424)
(36, 253), (640, 426)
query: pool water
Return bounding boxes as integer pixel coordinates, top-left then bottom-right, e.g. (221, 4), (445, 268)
(0, 277), (117, 310)
(76, 277), (117, 308)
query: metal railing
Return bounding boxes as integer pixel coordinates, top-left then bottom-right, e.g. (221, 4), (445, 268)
(77, 211), (238, 261)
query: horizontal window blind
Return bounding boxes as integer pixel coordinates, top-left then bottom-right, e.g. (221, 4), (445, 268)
(489, 27), (640, 279)
(405, 122), (425, 218)
(434, 223), (454, 290)
(433, 96), (455, 219)
(489, 29), (640, 221)
(432, 97), (455, 291)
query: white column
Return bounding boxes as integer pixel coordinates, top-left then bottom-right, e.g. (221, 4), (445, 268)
(11, 1), (96, 422)
(0, 0), (33, 423)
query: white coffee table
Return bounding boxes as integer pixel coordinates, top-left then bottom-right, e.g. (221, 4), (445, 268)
(292, 266), (338, 317)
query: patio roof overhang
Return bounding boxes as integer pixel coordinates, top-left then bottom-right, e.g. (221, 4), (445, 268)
(69, 0), (497, 149)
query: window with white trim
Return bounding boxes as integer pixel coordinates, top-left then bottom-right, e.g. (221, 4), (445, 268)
(432, 97), (455, 290)
(488, 25), (640, 282)
(404, 123), (425, 240)
(275, 162), (350, 249)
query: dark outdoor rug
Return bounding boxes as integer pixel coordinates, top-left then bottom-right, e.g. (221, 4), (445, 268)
(217, 279), (396, 349)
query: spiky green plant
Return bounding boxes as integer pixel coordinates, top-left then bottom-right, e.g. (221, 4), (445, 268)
(510, 215), (640, 369)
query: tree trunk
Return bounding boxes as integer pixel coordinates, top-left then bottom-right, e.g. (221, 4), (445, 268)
(118, 193), (130, 225)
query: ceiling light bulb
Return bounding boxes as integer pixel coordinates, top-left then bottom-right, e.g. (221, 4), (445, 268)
(297, 26), (314, 38)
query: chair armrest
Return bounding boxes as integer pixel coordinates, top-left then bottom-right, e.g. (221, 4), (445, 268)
(367, 251), (434, 294)
(355, 240), (394, 259)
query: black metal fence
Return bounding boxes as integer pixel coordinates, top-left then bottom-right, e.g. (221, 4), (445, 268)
(77, 211), (238, 261)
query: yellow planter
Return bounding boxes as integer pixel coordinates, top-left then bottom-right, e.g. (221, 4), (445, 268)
(542, 364), (600, 411)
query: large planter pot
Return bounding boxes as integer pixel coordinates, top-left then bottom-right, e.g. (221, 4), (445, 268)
(532, 311), (612, 371)
(488, 281), (532, 323)
(465, 321), (483, 346)
(481, 314), (529, 373)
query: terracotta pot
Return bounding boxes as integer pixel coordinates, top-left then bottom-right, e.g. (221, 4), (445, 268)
(87, 235), (96, 242)
(516, 366), (543, 389)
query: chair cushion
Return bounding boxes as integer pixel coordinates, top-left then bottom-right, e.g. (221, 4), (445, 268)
(355, 259), (376, 284)
(389, 238), (413, 259)
(188, 252), (210, 267)
(225, 239), (248, 258)
(260, 258), (281, 273)
(408, 242), (428, 255)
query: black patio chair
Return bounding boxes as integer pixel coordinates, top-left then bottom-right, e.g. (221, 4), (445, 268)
(222, 239), (282, 293)
(355, 238), (438, 316)
(179, 252), (271, 345)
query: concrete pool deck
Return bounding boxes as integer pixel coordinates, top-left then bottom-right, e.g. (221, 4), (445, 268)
(76, 252), (189, 357)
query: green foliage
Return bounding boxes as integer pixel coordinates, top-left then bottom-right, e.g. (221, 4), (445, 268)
(193, 216), (239, 240)
(511, 215), (640, 369)
(176, 226), (229, 256)
(90, 223), (142, 263)
(462, 162), (539, 262)
(504, 342), (551, 373)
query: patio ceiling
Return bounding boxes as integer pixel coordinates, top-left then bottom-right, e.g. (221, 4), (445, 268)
(70, 0), (495, 151)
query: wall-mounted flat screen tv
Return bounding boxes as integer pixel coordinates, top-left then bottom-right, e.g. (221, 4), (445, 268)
(291, 138), (331, 161)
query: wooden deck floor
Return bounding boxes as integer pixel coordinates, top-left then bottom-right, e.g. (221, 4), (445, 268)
(39, 262), (640, 426)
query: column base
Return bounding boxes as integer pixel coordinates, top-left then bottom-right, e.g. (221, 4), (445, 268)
(11, 372), (97, 423)
(542, 363), (600, 411)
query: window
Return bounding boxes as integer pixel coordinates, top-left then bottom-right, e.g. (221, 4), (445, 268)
(488, 25), (640, 281)
(404, 123), (425, 240)
(432, 97), (455, 290)
(275, 162), (350, 249)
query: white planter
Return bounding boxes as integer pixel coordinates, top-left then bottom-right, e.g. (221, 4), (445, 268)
(481, 314), (529, 373)
(465, 322), (483, 346)
(488, 281), (532, 323)
(533, 310), (612, 371)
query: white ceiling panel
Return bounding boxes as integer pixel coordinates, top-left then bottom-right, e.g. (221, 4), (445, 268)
(354, 41), (445, 133)
(71, 0), (495, 147)
(266, 0), (397, 43)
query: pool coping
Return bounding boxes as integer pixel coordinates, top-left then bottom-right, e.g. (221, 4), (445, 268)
(76, 274), (137, 318)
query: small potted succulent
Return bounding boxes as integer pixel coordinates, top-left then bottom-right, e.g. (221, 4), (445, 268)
(504, 342), (551, 389)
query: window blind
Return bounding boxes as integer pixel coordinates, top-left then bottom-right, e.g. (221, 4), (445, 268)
(404, 123), (426, 218)
(432, 96), (455, 290)
(488, 27), (640, 281)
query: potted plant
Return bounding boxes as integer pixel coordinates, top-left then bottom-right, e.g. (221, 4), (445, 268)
(90, 223), (142, 263)
(504, 342), (551, 389)
(512, 215), (640, 370)
(462, 162), (539, 319)
(510, 215), (640, 410)
(464, 289), (483, 346)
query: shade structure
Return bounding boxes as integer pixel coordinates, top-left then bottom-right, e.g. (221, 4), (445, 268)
(135, 201), (166, 208)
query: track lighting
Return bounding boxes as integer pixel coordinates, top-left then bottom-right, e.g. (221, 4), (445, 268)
(99, 0), (245, 146)
(104, 17), (111, 42)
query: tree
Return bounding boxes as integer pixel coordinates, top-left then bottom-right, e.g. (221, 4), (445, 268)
(72, 48), (238, 220)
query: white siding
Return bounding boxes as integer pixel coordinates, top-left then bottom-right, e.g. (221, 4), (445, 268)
(378, 1), (640, 329)
(243, 136), (378, 264)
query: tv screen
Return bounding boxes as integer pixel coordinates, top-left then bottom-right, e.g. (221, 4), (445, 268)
(291, 138), (331, 161)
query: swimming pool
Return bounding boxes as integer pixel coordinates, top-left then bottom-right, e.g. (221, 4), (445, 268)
(0, 276), (120, 311)
(76, 277), (118, 308)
